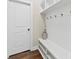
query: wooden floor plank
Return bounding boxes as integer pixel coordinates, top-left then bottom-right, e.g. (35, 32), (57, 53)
(8, 49), (43, 59)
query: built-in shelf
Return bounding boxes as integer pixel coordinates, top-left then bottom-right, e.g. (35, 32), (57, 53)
(40, 0), (71, 15)
(40, 0), (60, 14)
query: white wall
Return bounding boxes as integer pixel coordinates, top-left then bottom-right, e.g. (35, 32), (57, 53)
(45, 3), (71, 52)
(32, 0), (44, 47)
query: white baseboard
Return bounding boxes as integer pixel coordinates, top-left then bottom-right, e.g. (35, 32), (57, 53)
(31, 45), (39, 51)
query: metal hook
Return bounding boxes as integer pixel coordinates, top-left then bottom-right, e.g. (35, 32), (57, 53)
(61, 13), (64, 16)
(54, 15), (57, 18)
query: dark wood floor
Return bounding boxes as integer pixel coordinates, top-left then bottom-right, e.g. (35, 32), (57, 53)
(8, 49), (43, 59)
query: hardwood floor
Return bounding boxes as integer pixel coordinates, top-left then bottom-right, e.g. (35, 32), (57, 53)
(8, 50), (43, 59)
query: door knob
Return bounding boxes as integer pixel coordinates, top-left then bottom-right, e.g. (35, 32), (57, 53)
(28, 28), (30, 31)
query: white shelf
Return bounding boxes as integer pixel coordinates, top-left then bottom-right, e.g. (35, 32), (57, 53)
(38, 38), (71, 59)
(40, 0), (71, 15)
(40, 0), (60, 14)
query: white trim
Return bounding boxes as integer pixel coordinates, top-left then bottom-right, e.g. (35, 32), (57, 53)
(9, 0), (31, 6)
(30, 1), (33, 51)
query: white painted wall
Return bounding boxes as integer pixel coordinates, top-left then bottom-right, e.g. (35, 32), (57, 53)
(45, 3), (71, 52)
(32, 0), (44, 47)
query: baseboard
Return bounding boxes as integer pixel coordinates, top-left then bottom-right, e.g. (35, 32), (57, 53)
(31, 45), (39, 51)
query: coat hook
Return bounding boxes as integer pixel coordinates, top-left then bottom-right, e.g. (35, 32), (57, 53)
(61, 13), (64, 16)
(54, 15), (57, 18)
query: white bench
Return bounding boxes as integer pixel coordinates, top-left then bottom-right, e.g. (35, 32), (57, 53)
(38, 38), (71, 59)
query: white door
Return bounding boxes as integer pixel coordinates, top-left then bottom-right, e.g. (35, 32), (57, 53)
(7, 1), (32, 56)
